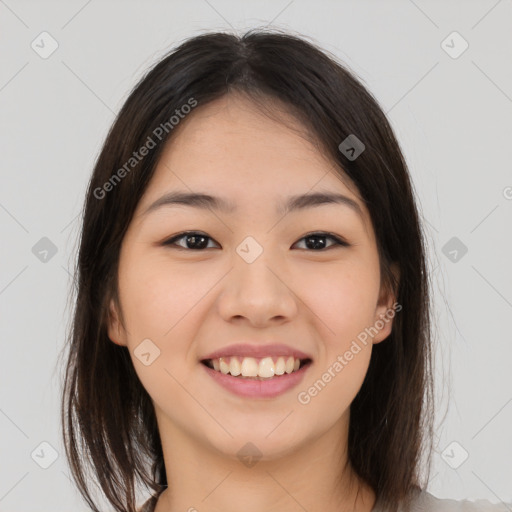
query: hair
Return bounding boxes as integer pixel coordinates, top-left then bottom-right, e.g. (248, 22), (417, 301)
(60, 28), (434, 512)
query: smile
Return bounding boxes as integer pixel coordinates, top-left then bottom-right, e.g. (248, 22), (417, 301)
(201, 356), (313, 398)
(202, 356), (311, 379)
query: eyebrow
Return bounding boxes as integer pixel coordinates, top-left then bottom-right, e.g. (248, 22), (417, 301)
(142, 190), (364, 219)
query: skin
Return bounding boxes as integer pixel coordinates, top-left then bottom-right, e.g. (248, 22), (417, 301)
(108, 93), (399, 512)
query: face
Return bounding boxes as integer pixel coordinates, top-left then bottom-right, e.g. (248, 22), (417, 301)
(107, 93), (398, 462)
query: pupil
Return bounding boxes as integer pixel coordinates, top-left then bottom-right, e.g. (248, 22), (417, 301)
(306, 235), (326, 250)
(187, 235), (208, 249)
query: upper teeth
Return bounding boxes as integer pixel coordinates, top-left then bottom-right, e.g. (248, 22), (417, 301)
(211, 356), (301, 378)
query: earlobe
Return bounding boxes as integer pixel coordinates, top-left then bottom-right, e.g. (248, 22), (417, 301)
(373, 263), (400, 344)
(107, 298), (127, 346)
(371, 310), (394, 344)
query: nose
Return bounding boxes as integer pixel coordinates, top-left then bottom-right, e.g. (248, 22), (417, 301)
(216, 249), (298, 328)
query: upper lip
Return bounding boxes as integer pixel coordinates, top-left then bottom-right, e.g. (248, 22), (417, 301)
(201, 343), (313, 361)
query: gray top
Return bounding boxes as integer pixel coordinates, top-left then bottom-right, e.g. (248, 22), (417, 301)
(373, 490), (511, 512)
(138, 490), (512, 512)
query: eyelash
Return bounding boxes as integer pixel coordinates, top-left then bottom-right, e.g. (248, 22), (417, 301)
(162, 231), (350, 251)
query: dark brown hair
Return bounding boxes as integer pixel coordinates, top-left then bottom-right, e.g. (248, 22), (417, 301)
(60, 28), (434, 512)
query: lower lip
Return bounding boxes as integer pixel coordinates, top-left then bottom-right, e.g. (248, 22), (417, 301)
(201, 361), (312, 398)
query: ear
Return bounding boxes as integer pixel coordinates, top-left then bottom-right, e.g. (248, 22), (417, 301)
(107, 298), (128, 347)
(372, 263), (400, 344)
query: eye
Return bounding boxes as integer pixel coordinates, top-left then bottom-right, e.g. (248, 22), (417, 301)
(163, 231), (219, 250)
(293, 232), (349, 251)
(162, 231), (349, 251)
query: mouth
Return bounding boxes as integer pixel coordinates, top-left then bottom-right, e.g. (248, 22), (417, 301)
(200, 355), (313, 398)
(201, 356), (313, 380)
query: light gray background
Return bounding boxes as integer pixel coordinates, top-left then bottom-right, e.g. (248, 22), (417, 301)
(1, 1), (511, 511)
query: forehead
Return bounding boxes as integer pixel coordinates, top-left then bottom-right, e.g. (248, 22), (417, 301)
(151, 94), (355, 191)
(137, 94), (371, 232)
(163, 93), (328, 168)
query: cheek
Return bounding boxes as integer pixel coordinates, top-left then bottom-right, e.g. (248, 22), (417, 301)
(301, 345), (372, 421)
(117, 256), (207, 401)
(119, 254), (214, 339)
(299, 272), (376, 415)
(298, 260), (378, 409)
(302, 260), (380, 340)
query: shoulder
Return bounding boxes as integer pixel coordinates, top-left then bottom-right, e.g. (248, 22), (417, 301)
(406, 491), (512, 512)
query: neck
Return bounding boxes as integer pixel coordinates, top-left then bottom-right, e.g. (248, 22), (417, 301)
(153, 408), (376, 512)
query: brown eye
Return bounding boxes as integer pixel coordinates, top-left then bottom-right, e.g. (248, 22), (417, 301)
(163, 232), (219, 250)
(293, 232), (349, 251)
(162, 231), (349, 251)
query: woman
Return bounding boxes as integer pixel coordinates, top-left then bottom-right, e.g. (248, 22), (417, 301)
(60, 29), (510, 512)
